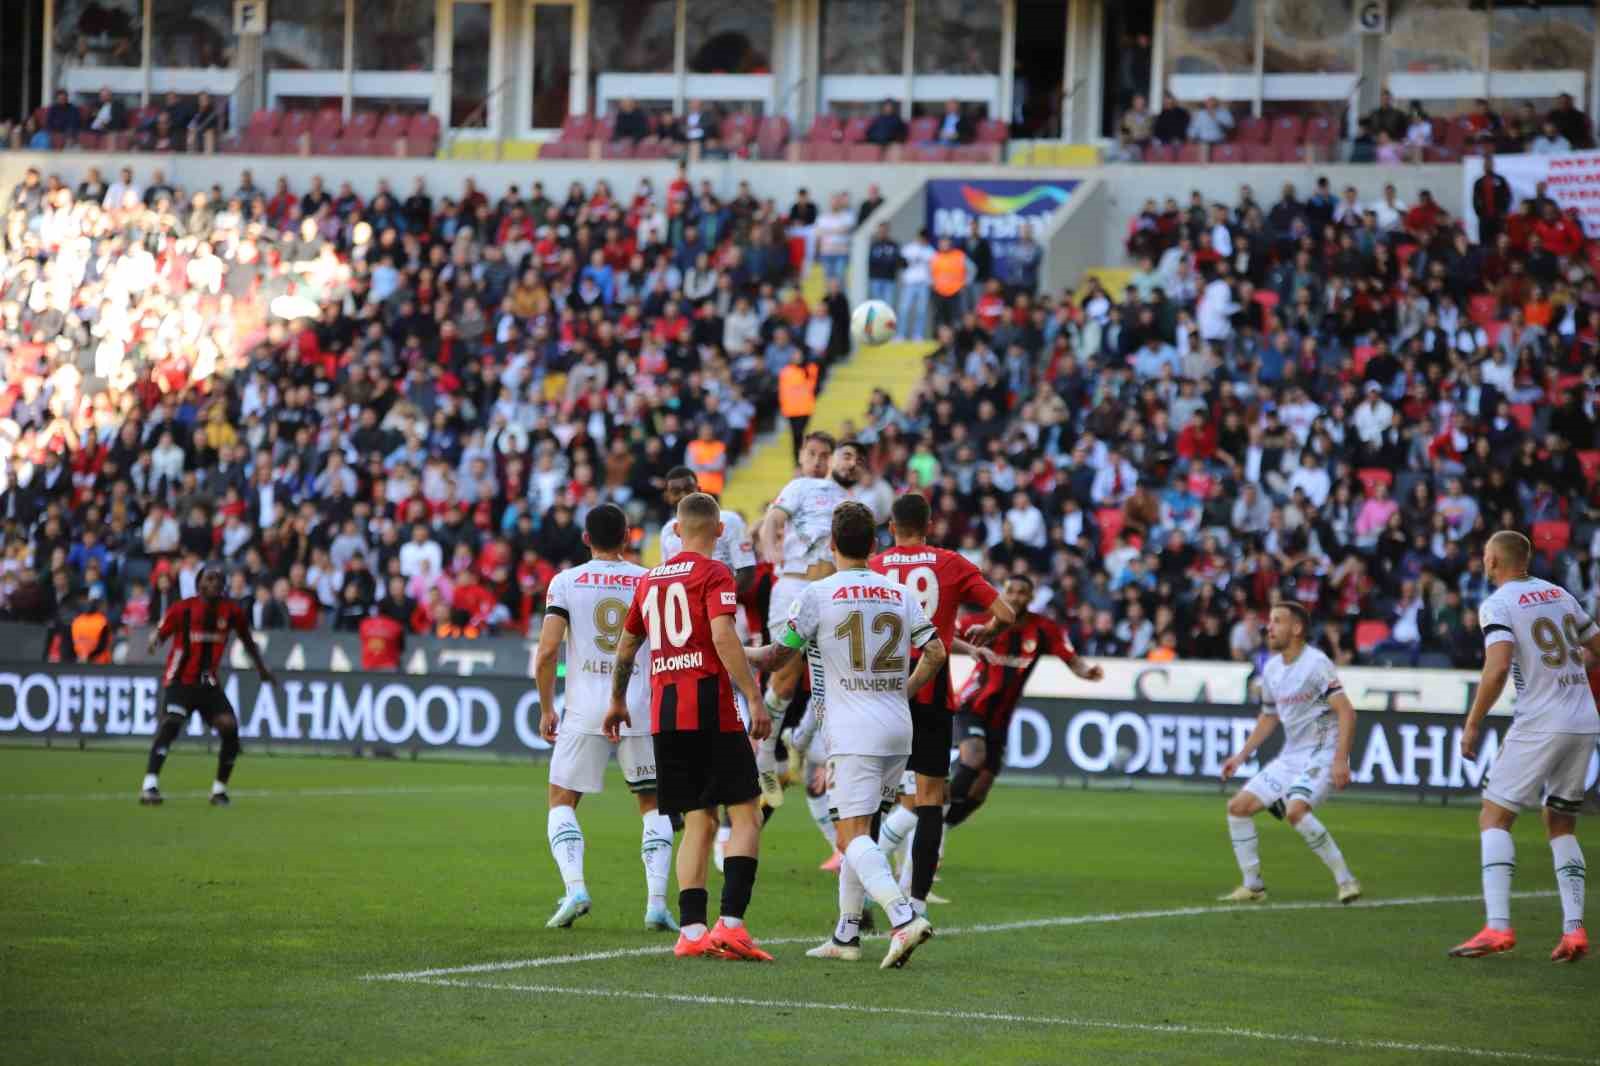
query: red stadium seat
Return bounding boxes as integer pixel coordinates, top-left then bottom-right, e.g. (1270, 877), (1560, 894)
(556, 113), (592, 142)
(601, 139), (635, 159)
(1469, 294), (1499, 326)
(1143, 143), (1179, 164)
(1241, 143), (1274, 163)
(1209, 142), (1243, 164)
(1271, 142), (1301, 163)
(1483, 320), (1505, 346)
(633, 139), (672, 159)
(847, 144), (883, 162)
(311, 106), (343, 138)
(1305, 116), (1337, 146)
(975, 119), (1008, 145)
(799, 142), (846, 162)
(1095, 508), (1125, 556)
(1507, 403), (1535, 430)
(1354, 620), (1390, 653)
(1352, 344), (1376, 375)
(539, 140), (587, 159)
(1532, 521), (1572, 557)
(840, 116), (870, 144)
(953, 144), (1001, 163)
(1268, 115), (1304, 144)
(345, 111), (378, 138)
(246, 109), (281, 135)
(805, 114), (842, 142)
(1357, 468), (1394, 496)
(1234, 116), (1269, 144)
(1252, 289), (1279, 311)
(755, 115), (789, 158)
(1578, 449), (1600, 486)
(1177, 143), (1205, 164)
(904, 144), (950, 163)
(907, 116), (938, 143)
(279, 109), (314, 138)
(1422, 144), (1460, 163)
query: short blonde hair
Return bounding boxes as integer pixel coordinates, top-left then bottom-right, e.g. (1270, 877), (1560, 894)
(1487, 530), (1532, 571)
(677, 492), (721, 538)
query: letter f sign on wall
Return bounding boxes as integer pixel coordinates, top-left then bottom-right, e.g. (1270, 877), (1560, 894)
(234, 0), (267, 36)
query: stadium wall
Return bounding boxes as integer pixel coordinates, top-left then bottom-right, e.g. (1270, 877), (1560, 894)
(0, 151), (1465, 287)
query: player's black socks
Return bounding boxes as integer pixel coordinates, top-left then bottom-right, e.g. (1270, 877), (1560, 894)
(910, 805), (944, 899)
(869, 811), (882, 841)
(720, 856), (758, 920)
(679, 887), (709, 929)
(144, 714), (184, 775)
(760, 804), (777, 827)
(216, 726), (241, 785)
(946, 763), (979, 825)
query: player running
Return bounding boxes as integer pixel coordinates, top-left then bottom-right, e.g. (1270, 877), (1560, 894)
(1218, 602), (1361, 905)
(870, 492), (1014, 913)
(604, 492), (774, 961)
(748, 501), (945, 968)
(1449, 531), (1597, 962)
(140, 568), (276, 806)
(535, 504), (677, 932)
(757, 434), (860, 856)
(945, 574), (1102, 827)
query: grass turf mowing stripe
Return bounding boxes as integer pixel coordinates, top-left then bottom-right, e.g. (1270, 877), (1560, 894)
(363, 890), (1555, 980)
(3, 784), (537, 802)
(401, 977), (1596, 1064)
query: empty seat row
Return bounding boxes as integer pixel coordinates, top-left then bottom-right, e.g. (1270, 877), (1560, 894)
(226, 108), (440, 157)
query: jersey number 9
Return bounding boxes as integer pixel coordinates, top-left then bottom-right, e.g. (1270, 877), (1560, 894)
(593, 597), (628, 653)
(884, 566), (939, 619)
(1531, 614), (1585, 669)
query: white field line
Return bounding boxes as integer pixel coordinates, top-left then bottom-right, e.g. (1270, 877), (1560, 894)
(3, 784), (535, 802)
(394, 977), (1596, 1065)
(363, 891), (1555, 982)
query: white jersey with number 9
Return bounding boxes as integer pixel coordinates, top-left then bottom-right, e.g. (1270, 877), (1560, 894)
(1479, 575), (1600, 734)
(545, 559), (651, 736)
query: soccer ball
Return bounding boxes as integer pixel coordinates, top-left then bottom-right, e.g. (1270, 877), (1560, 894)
(850, 299), (898, 347)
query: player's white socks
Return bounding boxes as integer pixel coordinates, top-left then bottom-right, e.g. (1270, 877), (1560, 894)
(790, 702), (820, 756)
(547, 805), (586, 896)
(807, 791), (838, 848)
(641, 812), (674, 909)
(836, 857), (866, 943)
(141, 773), (159, 792)
(1551, 834), (1586, 934)
(879, 806), (917, 871)
(843, 836), (915, 928)
(1227, 814), (1263, 890)
(1481, 828), (1515, 931)
(1292, 813), (1353, 884)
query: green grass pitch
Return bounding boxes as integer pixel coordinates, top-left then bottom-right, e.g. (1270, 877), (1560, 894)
(1, 746), (1596, 1065)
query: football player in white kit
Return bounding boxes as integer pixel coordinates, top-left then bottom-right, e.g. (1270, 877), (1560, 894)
(757, 434), (862, 858)
(1450, 531), (1598, 963)
(534, 503), (678, 932)
(748, 502), (947, 969)
(658, 465), (757, 602)
(1219, 602), (1362, 904)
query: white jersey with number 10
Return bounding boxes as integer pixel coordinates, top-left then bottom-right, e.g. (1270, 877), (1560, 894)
(783, 568), (937, 757)
(544, 559), (651, 736)
(1479, 576), (1600, 734)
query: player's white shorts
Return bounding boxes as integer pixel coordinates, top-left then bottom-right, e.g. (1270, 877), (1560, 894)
(1484, 728), (1599, 814)
(1244, 745), (1335, 811)
(767, 575), (810, 638)
(826, 753), (907, 820)
(549, 731), (656, 795)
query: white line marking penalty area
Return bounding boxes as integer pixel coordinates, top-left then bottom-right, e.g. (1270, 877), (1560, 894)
(363, 891), (1556, 982)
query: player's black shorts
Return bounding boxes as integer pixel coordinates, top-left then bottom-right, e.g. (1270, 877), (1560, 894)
(953, 710), (1006, 775)
(908, 695), (954, 778)
(160, 682), (235, 725)
(653, 729), (761, 816)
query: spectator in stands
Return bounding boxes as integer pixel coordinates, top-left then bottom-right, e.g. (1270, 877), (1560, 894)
(188, 92), (223, 150)
(1367, 90), (1407, 143)
(929, 236), (972, 332)
(857, 184), (884, 228)
(1402, 103), (1432, 162)
(674, 98), (720, 151)
(1000, 223), (1042, 297)
(1151, 92), (1189, 145)
(1187, 97), (1234, 145)
(613, 97), (650, 142)
(867, 222), (901, 307)
(866, 99), (907, 146)
(44, 90), (82, 142)
(1529, 119), (1571, 156)
(1463, 98), (1501, 147)
(88, 88), (126, 134)
(1472, 155), (1513, 242)
(897, 228), (934, 340)
(1115, 94), (1152, 161)
(1548, 92), (1592, 149)
(934, 99), (972, 145)
(814, 192), (854, 283)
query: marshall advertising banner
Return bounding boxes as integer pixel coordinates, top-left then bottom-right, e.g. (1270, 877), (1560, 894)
(3, 668), (1593, 799)
(924, 179), (1079, 282)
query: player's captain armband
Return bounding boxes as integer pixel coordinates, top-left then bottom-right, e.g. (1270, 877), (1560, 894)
(720, 591), (738, 606)
(780, 623), (808, 650)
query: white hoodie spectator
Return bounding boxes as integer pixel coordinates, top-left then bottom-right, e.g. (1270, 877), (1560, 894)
(1005, 495), (1048, 550)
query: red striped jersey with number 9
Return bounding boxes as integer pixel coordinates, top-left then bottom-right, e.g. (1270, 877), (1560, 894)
(870, 545), (998, 706)
(624, 551), (743, 734)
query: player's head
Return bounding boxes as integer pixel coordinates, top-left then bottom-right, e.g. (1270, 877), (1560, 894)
(662, 465), (700, 508)
(198, 568), (224, 601)
(1484, 529), (1532, 584)
(830, 439), (867, 489)
(676, 492), (724, 549)
(583, 502), (628, 554)
(889, 493), (931, 545)
(1002, 573), (1035, 615)
(829, 500), (877, 565)
(1267, 602), (1311, 651)
(799, 431), (835, 478)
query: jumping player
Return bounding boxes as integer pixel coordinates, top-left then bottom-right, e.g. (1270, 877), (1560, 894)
(946, 574), (1102, 826)
(1218, 602), (1361, 905)
(659, 465), (757, 598)
(604, 492), (774, 960)
(1450, 531), (1596, 962)
(749, 501), (945, 968)
(535, 503), (677, 932)
(140, 568), (276, 806)
(869, 492), (1014, 913)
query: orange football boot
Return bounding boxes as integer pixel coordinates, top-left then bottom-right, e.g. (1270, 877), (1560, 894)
(708, 919), (774, 961)
(1551, 928), (1588, 963)
(1448, 926), (1516, 958)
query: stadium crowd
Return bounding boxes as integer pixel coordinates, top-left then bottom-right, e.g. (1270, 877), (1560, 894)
(3, 155), (1599, 672)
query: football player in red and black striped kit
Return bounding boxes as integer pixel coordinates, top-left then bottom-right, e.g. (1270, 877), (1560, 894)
(947, 573), (1103, 826)
(140, 569), (276, 806)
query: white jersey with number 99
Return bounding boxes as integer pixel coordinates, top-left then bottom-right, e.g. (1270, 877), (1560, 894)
(1479, 576), (1600, 734)
(545, 559), (651, 736)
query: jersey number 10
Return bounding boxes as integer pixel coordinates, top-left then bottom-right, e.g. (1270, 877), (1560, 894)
(642, 583), (692, 649)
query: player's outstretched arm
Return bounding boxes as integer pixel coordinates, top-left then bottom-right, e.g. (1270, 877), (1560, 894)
(533, 613), (567, 743)
(603, 629), (643, 742)
(1222, 712), (1280, 781)
(759, 506), (788, 566)
(711, 615), (769, 739)
(965, 595), (1017, 647)
(906, 636), (947, 694)
(950, 637), (997, 663)
(1328, 691), (1357, 789)
(1461, 642), (1512, 760)
(1068, 656), (1104, 682)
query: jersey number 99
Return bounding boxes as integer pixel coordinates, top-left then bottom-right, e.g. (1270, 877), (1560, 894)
(1531, 614), (1585, 669)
